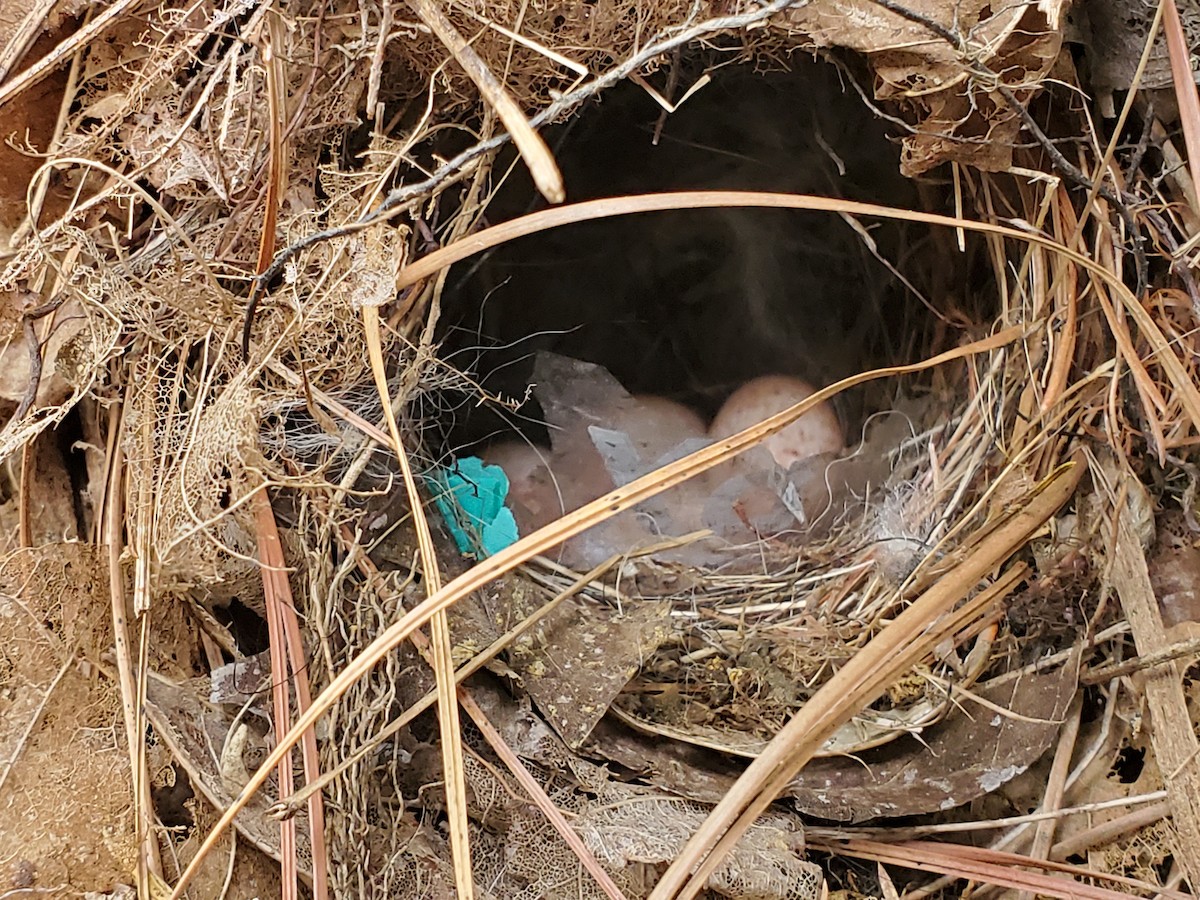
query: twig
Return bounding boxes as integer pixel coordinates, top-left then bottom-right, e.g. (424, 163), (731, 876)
(1017, 694), (1082, 900)
(808, 790), (1170, 841)
(1081, 633), (1200, 684)
(996, 81), (1149, 295)
(0, 0), (144, 107)
(1049, 799), (1172, 862)
(0, 0), (58, 82)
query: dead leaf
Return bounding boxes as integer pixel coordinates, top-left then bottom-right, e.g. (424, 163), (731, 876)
(786, 0), (1068, 174)
(143, 671), (314, 882)
(493, 585), (673, 748)
(588, 663), (1077, 823)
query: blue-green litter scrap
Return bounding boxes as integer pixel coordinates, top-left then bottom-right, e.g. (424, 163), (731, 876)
(427, 456), (519, 558)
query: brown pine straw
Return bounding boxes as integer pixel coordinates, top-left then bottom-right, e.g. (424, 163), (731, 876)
(362, 303), (476, 900)
(806, 838), (1194, 900)
(257, 494), (301, 900)
(252, 490), (330, 899)
(1163, 0), (1200, 201)
(241, 23), (331, 897)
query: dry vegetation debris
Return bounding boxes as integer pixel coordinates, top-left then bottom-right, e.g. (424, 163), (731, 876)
(1, 0), (1200, 898)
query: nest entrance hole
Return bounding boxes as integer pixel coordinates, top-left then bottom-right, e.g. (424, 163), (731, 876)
(436, 57), (986, 452)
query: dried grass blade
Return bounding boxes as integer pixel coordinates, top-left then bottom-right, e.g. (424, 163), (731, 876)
(392, 188), (1200, 433)
(168, 325), (1026, 899)
(818, 838), (1178, 899)
(393, 191), (1099, 291)
(0, 0), (142, 108)
(1163, 0), (1200, 206)
(1041, 190), (1079, 412)
(105, 412), (165, 898)
(650, 459), (1084, 900)
(252, 490), (329, 899)
(0, 0), (58, 82)
(405, 0), (564, 203)
(256, 10), (288, 277)
(361, 304), (475, 899)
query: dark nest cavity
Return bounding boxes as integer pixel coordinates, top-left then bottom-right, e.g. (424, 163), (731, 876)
(432, 56), (992, 456)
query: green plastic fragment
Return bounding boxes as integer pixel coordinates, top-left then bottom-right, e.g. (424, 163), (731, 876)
(427, 456), (519, 558)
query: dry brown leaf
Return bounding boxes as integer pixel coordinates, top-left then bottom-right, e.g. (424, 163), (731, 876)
(785, 0), (1068, 174)
(498, 592), (672, 748)
(586, 663), (1077, 823)
(143, 671), (315, 882)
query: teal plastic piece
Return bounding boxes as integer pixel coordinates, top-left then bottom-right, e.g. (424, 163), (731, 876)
(427, 456), (519, 559)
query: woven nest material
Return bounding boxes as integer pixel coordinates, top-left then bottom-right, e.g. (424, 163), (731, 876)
(2, 0), (1200, 897)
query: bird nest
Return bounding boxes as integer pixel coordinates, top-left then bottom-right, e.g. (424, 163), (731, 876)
(2, 0), (1200, 897)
